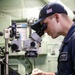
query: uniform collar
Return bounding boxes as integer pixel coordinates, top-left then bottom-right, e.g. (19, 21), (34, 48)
(63, 22), (75, 43)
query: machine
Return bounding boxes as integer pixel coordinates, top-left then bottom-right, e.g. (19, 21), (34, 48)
(0, 21), (47, 75)
(10, 21), (47, 57)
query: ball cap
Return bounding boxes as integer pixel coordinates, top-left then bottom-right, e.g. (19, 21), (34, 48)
(31, 2), (67, 31)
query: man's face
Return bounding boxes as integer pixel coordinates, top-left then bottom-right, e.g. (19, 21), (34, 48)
(41, 14), (61, 38)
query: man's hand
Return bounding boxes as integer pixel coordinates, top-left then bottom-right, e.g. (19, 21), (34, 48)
(31, 68), (43, 75)
(31, 68), (55, 75)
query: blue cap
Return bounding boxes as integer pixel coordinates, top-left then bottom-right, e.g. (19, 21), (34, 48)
(31, 2), (67, 31)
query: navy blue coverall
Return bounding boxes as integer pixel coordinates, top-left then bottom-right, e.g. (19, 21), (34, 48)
(57, 23), (75, 75)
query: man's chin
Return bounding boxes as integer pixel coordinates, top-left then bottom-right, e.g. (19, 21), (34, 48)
(51, 35), (58, 39)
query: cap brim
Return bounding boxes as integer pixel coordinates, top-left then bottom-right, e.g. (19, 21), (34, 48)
(31, 18), (44, 31)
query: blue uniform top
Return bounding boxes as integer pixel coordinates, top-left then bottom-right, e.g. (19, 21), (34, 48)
(57, 22), (75, 75)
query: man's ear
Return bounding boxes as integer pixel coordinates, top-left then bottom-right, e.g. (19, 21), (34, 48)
(54, 13), (59, 23)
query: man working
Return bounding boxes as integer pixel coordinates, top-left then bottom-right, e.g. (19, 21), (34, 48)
(31, 2), (75, 75)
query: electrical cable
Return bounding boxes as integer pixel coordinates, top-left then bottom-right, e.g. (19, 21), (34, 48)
(0, 46), (20, 75)
(1, 58), (20, 75)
